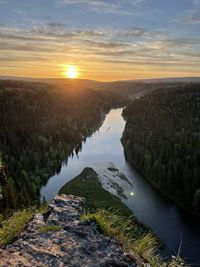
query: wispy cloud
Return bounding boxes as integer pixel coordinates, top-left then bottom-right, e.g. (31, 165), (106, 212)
(0, 22), (199, 71)
(0, 0), (199, 79)
(181, 0), (200, 24)
(55, 0), (143, 14)
(186, 10), (200, 24)
(0, 18), (200, 79)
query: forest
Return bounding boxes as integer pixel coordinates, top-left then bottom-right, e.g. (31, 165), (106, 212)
(122, 84), (200, 216)
(0, 80), (125, 213)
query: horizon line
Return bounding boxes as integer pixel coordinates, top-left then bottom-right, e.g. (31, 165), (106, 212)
(0, 75), (200, 83)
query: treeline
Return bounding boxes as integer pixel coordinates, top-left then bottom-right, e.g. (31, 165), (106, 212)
(122, 84), (200, 215)
(0, 80), (126, 212)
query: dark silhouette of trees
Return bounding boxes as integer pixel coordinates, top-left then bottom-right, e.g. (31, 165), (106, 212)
(0, 80), (125, 212)
(122, 84), (200, 215)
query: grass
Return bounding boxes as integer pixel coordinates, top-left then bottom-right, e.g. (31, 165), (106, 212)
(169, 258), (185, 267)
(0, 204), (48, 247)
(39, 224), (60, 233)
(82, 210), (185, 267)
(0, 213), (4, 224)
(82, 210), (162, 266)
(0, 209), (34, 247)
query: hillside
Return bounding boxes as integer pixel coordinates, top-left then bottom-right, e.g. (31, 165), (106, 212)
(122, 84), (200, 216)
(1, 77), (200, 98)
(0, 80), (126, 212)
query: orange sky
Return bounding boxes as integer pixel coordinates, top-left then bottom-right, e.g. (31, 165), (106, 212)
(0, 0), (200, 81)
(1, 61), (200, 82)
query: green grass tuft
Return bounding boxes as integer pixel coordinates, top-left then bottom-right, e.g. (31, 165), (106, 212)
(82, 210), (186, 267)
(39, 224), (61, 233)
(82, 210), (162, 266)
(0, 204), (48, 247)
(133, 233), (162, 266)
(0, 209), (34, 247)
(168, 257), (185, 267)
(35, 204), (48, 214)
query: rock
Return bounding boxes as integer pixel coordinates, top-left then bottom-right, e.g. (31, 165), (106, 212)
(0, 194), (138, 267)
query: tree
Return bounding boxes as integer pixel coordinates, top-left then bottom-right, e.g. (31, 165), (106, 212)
(192, 189), (200, 212)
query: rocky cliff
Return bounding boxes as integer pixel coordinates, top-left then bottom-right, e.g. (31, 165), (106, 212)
(0, 194), (138, 267)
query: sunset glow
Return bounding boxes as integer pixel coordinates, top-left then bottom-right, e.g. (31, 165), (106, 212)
(0, 0), (200, 81)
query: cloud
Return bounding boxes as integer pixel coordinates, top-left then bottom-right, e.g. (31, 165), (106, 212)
(181, 0), (200, 24)
(56, 0), (120, 14)
(0, 22), (199, 53)
(128, 0), (144, 4)
(55, 0), (143, 14)
(0, 21), (200, 77)
(187, 10), (200, 24)
(13, 9), (23, 15)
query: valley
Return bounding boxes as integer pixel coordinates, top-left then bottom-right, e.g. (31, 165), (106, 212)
(1, 80), (200, 265)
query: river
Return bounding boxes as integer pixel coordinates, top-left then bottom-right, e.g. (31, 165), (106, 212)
(40, 108), (200, 265)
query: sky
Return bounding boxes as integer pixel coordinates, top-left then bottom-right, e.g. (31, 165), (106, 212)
(0, 0), (200, 81)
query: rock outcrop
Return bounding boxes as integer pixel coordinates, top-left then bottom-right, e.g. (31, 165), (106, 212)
(0, 194), (138, 267)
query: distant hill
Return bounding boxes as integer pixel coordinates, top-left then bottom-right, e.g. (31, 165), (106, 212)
(137, 77), (200, 83)
(0, 75), (200, 97)
(1, 75), (200, 84)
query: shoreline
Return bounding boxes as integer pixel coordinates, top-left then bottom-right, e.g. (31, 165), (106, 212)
(122, 145), (200, 221)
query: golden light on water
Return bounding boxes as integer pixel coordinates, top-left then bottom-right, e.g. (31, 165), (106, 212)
(65, 65), (79, 79)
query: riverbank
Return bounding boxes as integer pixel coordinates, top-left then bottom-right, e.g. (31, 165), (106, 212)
(121, 120), (200, 221)
(121, 86), (200, 219)
(59, 168), (133, 216)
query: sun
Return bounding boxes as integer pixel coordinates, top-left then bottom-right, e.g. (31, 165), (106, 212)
(65, 65), (79, 79)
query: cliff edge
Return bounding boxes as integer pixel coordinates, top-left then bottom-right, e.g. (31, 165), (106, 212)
(0, 194), (137, 267)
